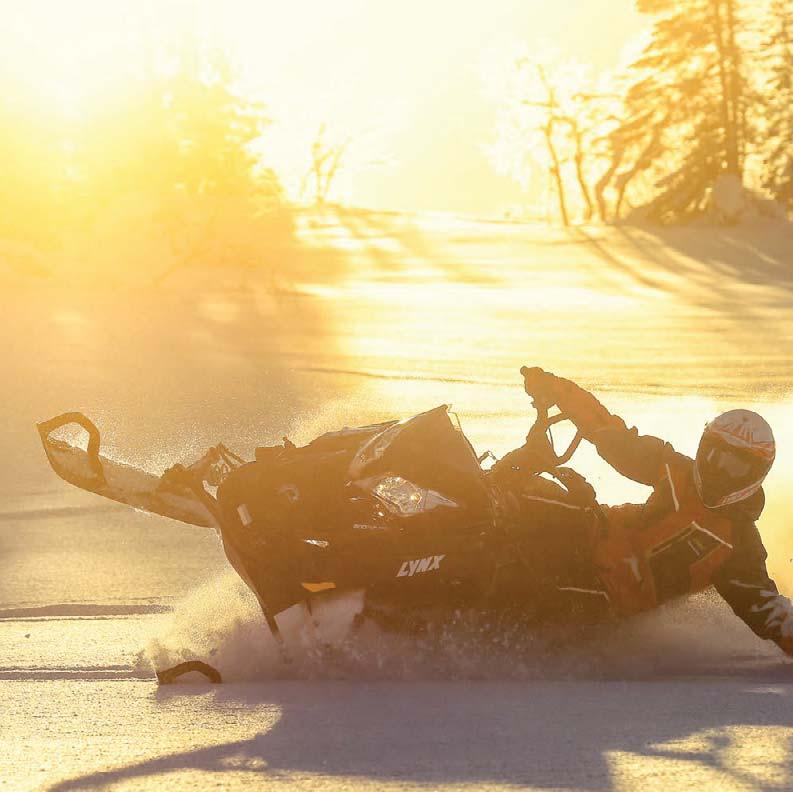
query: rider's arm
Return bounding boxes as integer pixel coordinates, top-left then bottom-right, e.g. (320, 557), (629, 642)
(524, 369), (672, 487)
(713, 512), (793, 656)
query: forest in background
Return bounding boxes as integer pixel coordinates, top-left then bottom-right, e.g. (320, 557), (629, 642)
(491, 0), (793, 225)
(0, 34), (299, 283)
(0, 0), (792, 283)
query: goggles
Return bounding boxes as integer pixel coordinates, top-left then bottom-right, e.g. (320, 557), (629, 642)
(695, 435), (770, 507)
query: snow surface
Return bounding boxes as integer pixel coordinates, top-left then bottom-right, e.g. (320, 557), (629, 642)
(2, 211), (793, 790)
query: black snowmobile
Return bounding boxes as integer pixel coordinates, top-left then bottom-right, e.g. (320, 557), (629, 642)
(38, 396), (609, 682)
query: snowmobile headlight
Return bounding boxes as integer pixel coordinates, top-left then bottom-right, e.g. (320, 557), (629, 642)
(363, 475), (459, 516)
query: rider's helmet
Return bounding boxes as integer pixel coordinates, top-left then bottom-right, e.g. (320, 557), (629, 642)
(694, 409), (775, 509)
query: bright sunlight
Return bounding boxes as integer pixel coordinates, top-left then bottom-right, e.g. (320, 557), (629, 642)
(4, 2), (793, 790)
(1, 0), (644, 215)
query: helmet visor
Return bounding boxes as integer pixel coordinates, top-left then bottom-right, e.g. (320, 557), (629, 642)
(696, 435), (769, 506)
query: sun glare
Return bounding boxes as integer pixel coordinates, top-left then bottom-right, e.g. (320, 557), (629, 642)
(4, 2), (143, 118)
(1, 0), (643, 211)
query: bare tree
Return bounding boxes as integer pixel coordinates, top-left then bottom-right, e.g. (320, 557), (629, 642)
(529, 64), (571, 226)
(304, 124), (351, 206)
(491, 54), (621, 225)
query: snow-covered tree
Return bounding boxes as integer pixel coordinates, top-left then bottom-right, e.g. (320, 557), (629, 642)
(760, 0), (793, 207)
(70, 39), (291, 278)
(610, 0), (751, 222)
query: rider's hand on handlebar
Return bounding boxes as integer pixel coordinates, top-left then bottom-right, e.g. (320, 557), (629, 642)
(520, 366), (555, 410)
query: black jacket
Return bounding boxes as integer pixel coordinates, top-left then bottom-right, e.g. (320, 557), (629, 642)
(541, 372), (792, 645)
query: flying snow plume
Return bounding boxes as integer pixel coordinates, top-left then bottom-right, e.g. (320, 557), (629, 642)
(140, 572), (275, 679)
(139, 577), (782, 683)
(584, 592), (782, 679)
(139, 571), (368, 680)
(139, 579), (554, 682)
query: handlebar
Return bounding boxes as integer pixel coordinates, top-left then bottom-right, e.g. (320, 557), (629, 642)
(528, 404), (583, 470)
(489, 403), (583, 481)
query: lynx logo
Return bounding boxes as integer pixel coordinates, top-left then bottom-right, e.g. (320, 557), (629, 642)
(397, 554), (445, 578)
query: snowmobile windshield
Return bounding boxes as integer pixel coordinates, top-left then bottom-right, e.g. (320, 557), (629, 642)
(348, 405), (490, 517)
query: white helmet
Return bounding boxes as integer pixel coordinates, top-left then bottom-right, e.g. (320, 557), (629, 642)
(694, 409), (775, 509)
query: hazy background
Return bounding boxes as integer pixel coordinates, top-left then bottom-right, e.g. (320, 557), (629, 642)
(1, 0), (646, 215)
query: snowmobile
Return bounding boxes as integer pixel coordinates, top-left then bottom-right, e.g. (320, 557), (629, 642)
(37, 398), (609, 682)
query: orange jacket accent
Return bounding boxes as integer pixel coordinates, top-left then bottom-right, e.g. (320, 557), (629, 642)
(593, 463), (733, 614)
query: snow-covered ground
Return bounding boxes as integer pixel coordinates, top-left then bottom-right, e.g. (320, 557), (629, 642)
(2, 211), (793, 790)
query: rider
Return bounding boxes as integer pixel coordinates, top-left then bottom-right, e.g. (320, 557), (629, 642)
(519, 366), (793, 656)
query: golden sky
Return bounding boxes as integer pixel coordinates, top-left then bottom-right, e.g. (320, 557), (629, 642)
(3, 0), (644, 214)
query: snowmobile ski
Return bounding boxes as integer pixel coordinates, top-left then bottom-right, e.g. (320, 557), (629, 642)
(37, 412), (218, 528)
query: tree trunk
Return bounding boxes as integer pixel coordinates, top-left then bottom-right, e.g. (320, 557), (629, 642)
(724, 0), (744, 175)
(711, 0), (741, 176)
(321, 138), (350, 206)
(573, 127), (594, 222)
(535, 64), (570, 226)
(614, 122), (665, 219)
(544, 122), (570, 226)
(595, 146), (624, 223)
